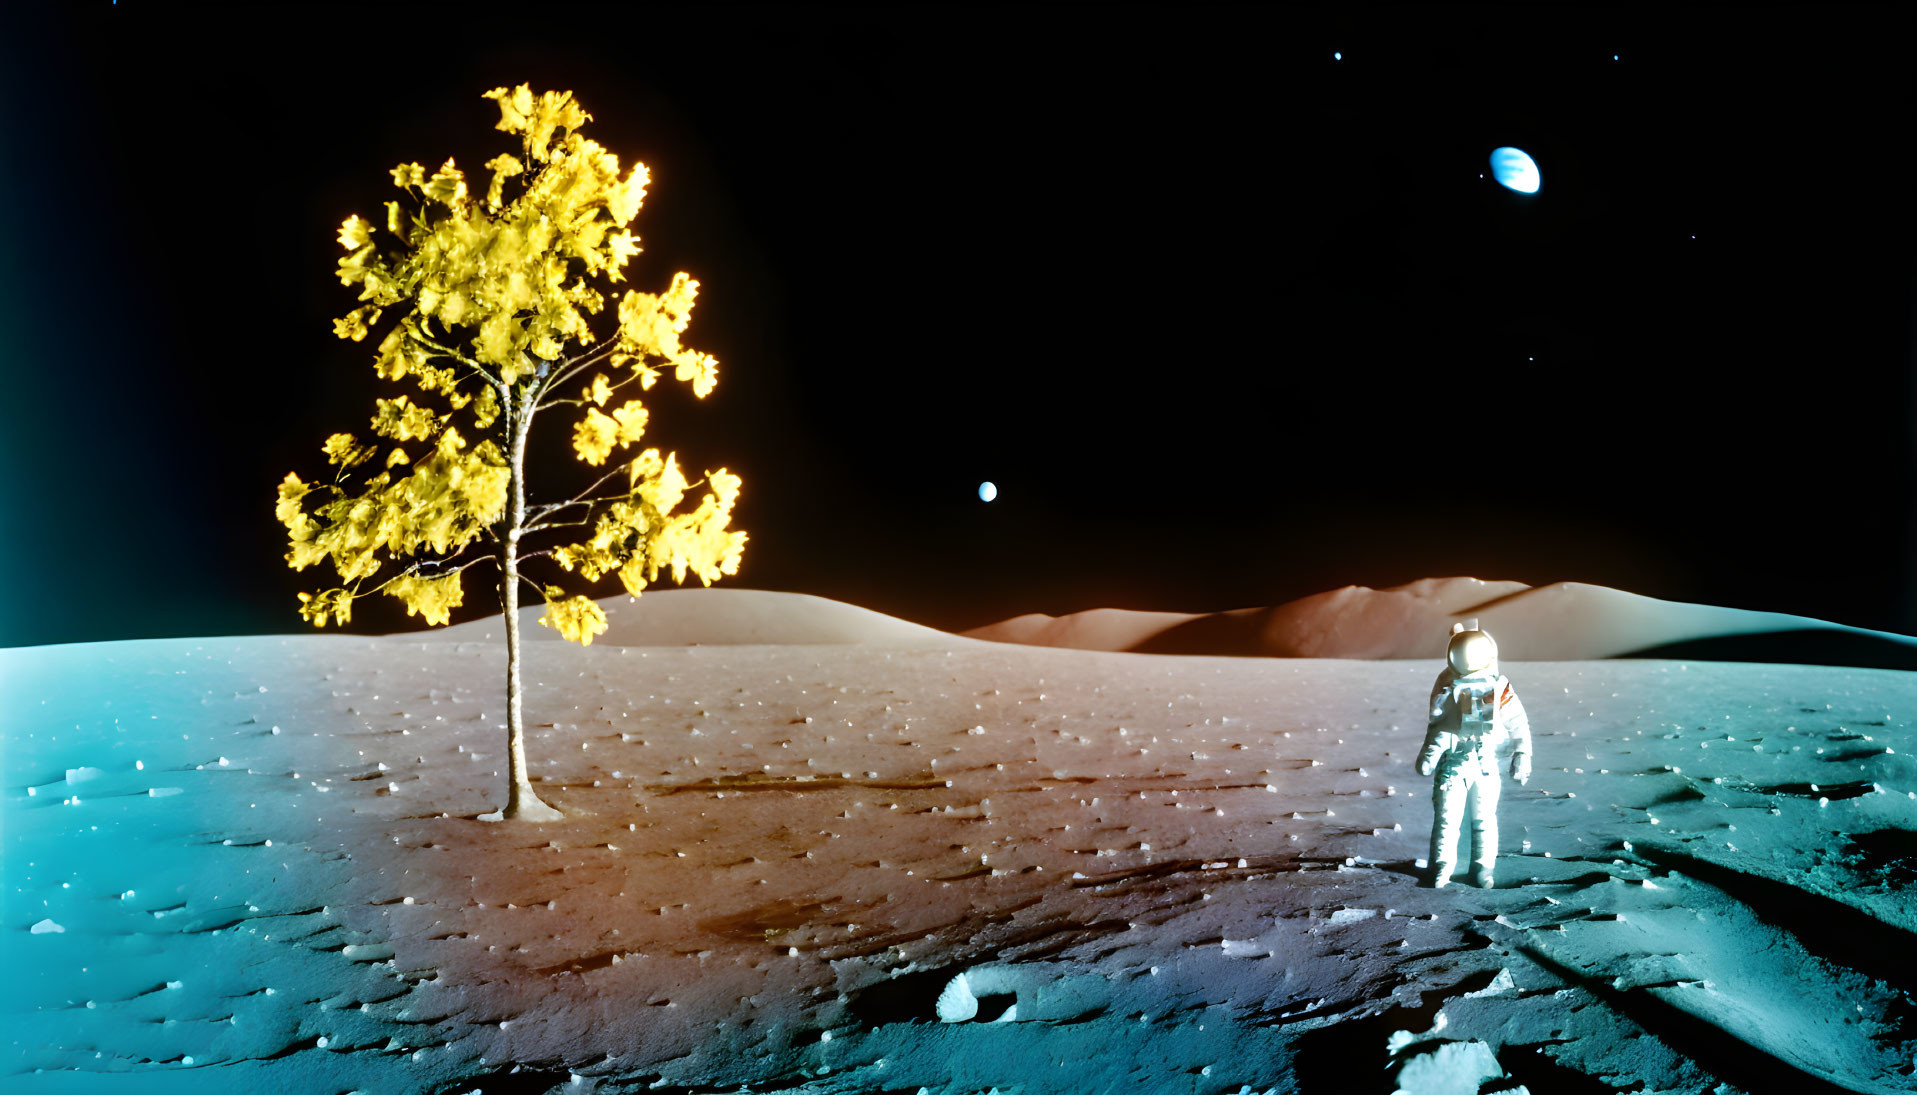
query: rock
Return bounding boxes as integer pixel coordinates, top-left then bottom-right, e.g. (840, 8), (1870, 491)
(1390, 1039), (1504, 1095)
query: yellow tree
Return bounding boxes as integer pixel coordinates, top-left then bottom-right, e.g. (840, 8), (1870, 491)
(277, 85), (747, 821)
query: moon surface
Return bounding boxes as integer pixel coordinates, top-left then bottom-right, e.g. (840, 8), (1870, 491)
(1490, 147), (1540, 193)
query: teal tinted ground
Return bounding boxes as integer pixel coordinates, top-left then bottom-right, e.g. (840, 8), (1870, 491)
(7, 634), (1917, 1094)
(3, 640), (486, 1093)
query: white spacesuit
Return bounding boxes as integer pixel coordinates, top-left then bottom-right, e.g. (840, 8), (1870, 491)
(1416, 620), (1531, 888)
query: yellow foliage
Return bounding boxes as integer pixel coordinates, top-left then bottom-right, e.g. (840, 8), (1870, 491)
(644, 466), (746, 586)
(569, 394), (648, 468)
(286, 539), (328, 573)
(672, 349), (718, 399)
(333, 304), (381, 342)
(626, 446), (665, 488)
(638, 451), (687, 513)
(344, 89), (688, 397)
(483, 152), (524, 212)
(280, 424), (509, 600)
(471, 384), (500, 428)
(708, 467), (743, 511)
(372, 395), (440, 441)
(386, 571), (465, 626)
(338, 215), (375, 250)
(308, 469), (394, 583)
(366, 268), (404, 307)
(570, 217), (610, 270)
(606, 229), (641, 274)
(475, 310), (520, 371)
(612, 272), (719, 399)
(483, 85), (592, 165)
(611, 400), (648, 444)
(546, 449), (742, 602)
(408, 360), (463, 397)
(607, 162), (649, 226)
(322, 433), (374, 468)
(336, 244), (374, 288)
(616, 273), (698, 355)
(297, 588), (354, 628)
(276, 472), (315, 524)
(440, 287), (472, 327)
(372, 326), (418, 382)
(402, 428), (510, 555)
(612, 352), (661, 390)
(572, 407), (619, 466)
(277, 473), (327, 570)
(564, 276), (606, 316)
(289, 84), (747, 653)
(423, 159), (468, 207)
(552, 513), (629, 581)
(539, 593), (608, 645)
(616, 554), (650, 598)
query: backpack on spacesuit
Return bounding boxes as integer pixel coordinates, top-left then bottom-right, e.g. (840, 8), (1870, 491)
(1451, 677), (1501, 740)
(1446, 620), (1502, 742)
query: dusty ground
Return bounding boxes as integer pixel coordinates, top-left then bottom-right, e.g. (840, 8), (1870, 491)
(9, 627), (1917, 1093)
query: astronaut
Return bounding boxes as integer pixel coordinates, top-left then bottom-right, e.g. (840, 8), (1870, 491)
(1416, 619), (1531, 888)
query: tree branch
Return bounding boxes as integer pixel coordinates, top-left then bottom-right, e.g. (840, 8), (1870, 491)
(555, 333), (614, 372)
(407, 327), (503, 390)
(538, 338), (626, 406)
(523, 511), (597, 536)
(513, 568), (550, 603)
(538, 362), (653, 413)
(528, 460), (631, 523)
(363, 549), (498, 598)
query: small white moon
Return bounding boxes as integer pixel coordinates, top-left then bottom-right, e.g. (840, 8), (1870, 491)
(978, 481), (998, 502)
(1490, 147), (1540, 194)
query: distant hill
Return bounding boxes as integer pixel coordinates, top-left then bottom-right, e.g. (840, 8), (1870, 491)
(964, 577), (1917, 668)
(398, 580), (1917, 669)
(415, 588), (968, 648)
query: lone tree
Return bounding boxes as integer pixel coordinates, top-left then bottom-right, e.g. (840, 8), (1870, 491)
(277, 84), (747, 821)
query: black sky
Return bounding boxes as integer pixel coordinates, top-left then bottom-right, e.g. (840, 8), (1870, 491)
(2, 3), (1912, 648)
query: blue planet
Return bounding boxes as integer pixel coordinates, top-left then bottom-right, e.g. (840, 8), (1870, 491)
(979, 481), (998, 502)
(1490, 147), (1540, 194)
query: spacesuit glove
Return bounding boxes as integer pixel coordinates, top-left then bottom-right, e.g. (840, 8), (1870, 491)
(1511, 754), (1531, 785)
(1416, 742), (1443, 778)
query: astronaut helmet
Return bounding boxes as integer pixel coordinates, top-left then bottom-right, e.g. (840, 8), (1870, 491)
(1447, 619), (1498, 676)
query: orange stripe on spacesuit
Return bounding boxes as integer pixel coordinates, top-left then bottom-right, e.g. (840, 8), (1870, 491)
(1500, 683), (1513, 704)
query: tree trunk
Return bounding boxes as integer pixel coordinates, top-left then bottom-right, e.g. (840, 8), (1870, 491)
(483, 380), (563, 823)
